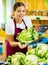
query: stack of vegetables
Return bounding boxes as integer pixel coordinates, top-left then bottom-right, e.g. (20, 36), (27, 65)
(26, 44), (48, 65)
(16, 27), (38, 44)
(6, 44), (48, 65)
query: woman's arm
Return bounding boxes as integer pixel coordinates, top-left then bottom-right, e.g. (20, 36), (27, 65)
(6, 34), (18, 47)
(6, 34), (26, 48)
(6, 34), (14, 41)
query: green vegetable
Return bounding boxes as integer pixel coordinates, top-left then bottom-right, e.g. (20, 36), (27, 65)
(6, 44), (48, 65)
(35, 44), (48, 58)
(6, 56), (11, 62)
(26, 49), (35, 55)
(11, 52), (26, 65)
(16, 27), (38, 44)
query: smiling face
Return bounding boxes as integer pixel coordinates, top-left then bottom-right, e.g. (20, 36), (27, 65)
(14, 6), (26, 20)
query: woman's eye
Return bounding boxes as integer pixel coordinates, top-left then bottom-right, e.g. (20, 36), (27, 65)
(17, 10), (25, 12)
(18, 10), (21, 12)
(23, 10), (25, 12)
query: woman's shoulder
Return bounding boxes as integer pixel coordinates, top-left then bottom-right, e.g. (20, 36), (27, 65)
(23, 16), (32, 24)
(23, 16), (32, 28)
(5, 18), (14, 34)
(6, 18), (14, 27)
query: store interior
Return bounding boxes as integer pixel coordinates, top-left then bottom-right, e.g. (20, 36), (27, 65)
(0, 0), (48, 65)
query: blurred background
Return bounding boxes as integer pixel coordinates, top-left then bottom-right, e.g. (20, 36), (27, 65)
(0, 0), (48, 62)
(0, 0), (48, 29)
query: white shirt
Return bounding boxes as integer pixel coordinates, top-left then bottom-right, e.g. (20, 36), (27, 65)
(5, 16), (32, 35)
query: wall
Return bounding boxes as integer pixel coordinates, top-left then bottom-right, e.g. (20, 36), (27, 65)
(17, 0), (48, 26)
(17, 0), (48, 11)
(6, 0), (16, 24)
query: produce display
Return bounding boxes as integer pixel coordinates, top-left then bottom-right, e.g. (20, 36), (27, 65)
(16, 27), (38, 44)
(26, 44), (48, 65)
(6, 44), (48, 65)
(5, 27), (48, 65)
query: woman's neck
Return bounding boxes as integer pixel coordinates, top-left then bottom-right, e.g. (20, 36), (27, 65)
(15, 17), (22, 24)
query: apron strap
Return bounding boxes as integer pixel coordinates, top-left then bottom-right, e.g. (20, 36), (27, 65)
(14, 18), (28, 41)
(22, 19), (28, 29)
(14, 18), (16, 35)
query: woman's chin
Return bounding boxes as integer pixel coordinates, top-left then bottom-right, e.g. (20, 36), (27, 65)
(19, 17), (23, 20)
(19, 16), (24, 19)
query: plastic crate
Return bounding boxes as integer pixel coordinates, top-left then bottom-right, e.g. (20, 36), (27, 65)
(0, 43), (3, 53)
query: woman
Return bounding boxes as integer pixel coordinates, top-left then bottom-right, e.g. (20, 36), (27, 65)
(5, 2), (32, 57)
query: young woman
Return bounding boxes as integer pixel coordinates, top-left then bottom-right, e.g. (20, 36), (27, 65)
(5, 2), (32, 57)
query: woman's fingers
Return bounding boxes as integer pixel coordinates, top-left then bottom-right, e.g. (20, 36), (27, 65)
(18, 43), (26, 49)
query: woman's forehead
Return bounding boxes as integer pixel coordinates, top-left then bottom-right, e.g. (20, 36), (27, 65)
(15, 6), (25, 10)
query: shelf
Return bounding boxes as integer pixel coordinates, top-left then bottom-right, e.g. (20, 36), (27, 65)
(27, 16), (48, 20)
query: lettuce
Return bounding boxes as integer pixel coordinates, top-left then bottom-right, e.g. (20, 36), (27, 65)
(16, 27), (38, 44)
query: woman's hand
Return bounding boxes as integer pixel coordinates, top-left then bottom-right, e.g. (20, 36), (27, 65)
(18, 43), (27, 49)
(8, 41), (26, 48)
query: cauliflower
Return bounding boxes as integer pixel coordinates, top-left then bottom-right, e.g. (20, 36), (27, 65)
(25, 55), (39, 65)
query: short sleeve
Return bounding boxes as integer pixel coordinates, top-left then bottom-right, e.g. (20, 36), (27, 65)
(5, 19), (15, 35)
(23, 16), (32, 29)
